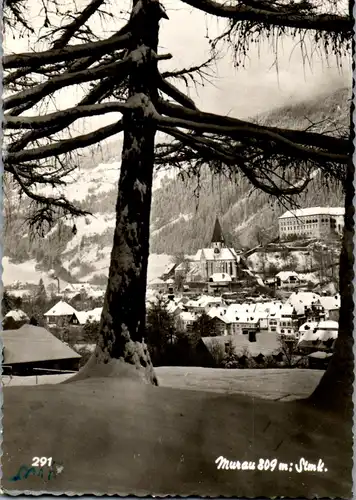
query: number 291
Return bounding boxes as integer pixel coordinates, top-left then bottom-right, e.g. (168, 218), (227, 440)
(32, 457), (53, 467)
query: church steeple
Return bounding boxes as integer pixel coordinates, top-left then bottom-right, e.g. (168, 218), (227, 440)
(211, 216), (225, 250)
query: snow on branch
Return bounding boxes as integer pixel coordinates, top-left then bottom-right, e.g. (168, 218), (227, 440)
(4, 56), (132, 112)
(5, 103), (133, 130)
(5, 120), (124, 163)
(3, 31), (131, 70)
(155, 113), (349, 165)
(157, 100), (349, 156)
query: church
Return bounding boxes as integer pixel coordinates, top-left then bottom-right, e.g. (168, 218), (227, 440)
(176, 217), (242, 283)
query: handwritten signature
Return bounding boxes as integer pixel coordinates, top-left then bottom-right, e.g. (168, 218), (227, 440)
(9, 464), (61, 482)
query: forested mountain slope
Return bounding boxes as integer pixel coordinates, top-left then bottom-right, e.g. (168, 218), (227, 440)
(3, 86), (349, 282)
(149, 86), (349, 253)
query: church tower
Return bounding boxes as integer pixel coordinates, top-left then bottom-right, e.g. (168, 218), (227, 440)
(211, 216), (225, 253)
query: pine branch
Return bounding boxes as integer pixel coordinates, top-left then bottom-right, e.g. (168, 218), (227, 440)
(5, 102), (132, 129)
(8, 76), (118, 152)
(157, 75), (198, 110)
(4, 57), (132, 111)
(3, 31), (131, 70)
(8, 164), (90, 217)
(179, 0), (351, 35)
(52, 0), (108, 49)
(5, 120), (124, 163)
(158, 126), (315, 197)
(157, 100), (348, 154)
(4, 0), (109, 87)
(155, 113), (349, 164)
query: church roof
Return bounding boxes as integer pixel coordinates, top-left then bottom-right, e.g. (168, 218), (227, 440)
(211, 217), (225, 244)
(194, 248), (240, 261)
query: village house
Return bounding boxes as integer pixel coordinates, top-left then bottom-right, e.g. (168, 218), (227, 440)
(208, 272), (232, 293)
(318, 294), (340, 321)
(3, 309), (30, 330)
(278, 206), (344, 240)
(298, 320), (338, 351)
(279, 303), (299, 338)
(287, 291), (325, 325)
(206, 308), (230, 336)
(69, 307), (103, 326)
(44, 300), (78, 327)
(184, 295), (225, 314)
(275, 271), (301, 288)
(223, 304), (259, 337)
(178, 311), (196, 332)
(69, 311), (89, 326)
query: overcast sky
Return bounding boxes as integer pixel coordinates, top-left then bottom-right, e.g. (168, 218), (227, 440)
(5, 0), (352, 132)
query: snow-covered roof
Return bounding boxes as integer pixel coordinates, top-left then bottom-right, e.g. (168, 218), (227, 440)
(279, 207), (344, 219)
(229, 312), (259, 324)
(210, 273), (232, 283)
(207, 306), (227, 320)
(193, 247), (240, 262)
(299, 320), (338, 333)
(185, 299), (199, 309)
(179, 311), (196, 322)
(319, 295), (340, 311)
(44, 300), (78, 316)
(166, 301), (182, 314)
(72, 311), (90, 325)
(276, 271), (300, 282)
(298, 320), (338, 343)
(2, 325), (81, 364)
(287, 292), (321, 313)
(197, 295), (222, 305)
(4, 309), (29, 322)
(87, 307), (102, 322)
(280, 303), (295, 315)
(186, 263), (202, 277)
(316, 320), (339, 330)
(299, 321), (318, 333)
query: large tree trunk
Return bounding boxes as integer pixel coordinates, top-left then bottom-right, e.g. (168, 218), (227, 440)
(71, 0), (165, 385)
(308, 162), (354, 416)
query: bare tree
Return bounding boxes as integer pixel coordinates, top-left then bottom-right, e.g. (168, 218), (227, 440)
(3, 0), (352, 409)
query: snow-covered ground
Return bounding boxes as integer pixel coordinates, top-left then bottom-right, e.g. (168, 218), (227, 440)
(2, 367), (323, 402)
(3, 367), (351, 497)
(247, 249), (312, 272)
(38, 162), (176, 203)
(3, 253), (174, 287)
(2, 257), (69, 288)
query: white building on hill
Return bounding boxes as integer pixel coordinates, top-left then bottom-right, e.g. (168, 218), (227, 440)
(278, 207), (344, 240)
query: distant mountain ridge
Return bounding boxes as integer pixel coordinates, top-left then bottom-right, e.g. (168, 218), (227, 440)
(3, 85), (349, 283)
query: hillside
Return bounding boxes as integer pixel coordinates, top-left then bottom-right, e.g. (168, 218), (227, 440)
(149, 86), (349, 253)
(3, 85), (349, 283)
